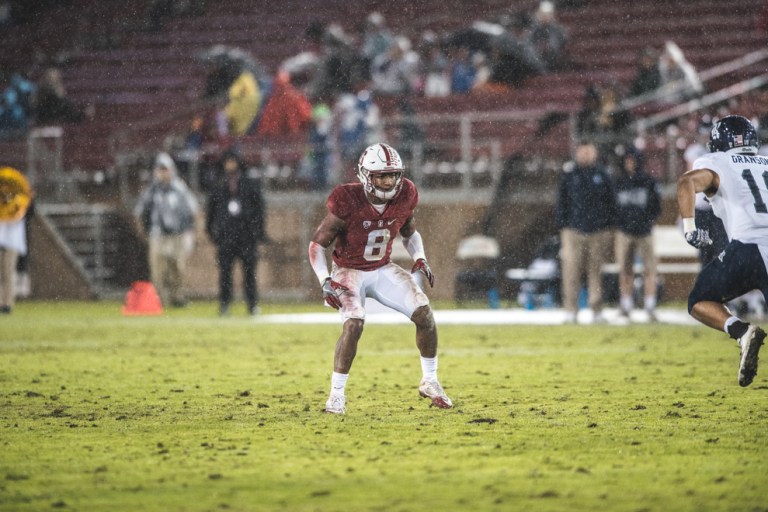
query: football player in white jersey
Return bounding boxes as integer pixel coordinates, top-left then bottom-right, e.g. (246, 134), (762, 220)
(677, 115), (767, 387)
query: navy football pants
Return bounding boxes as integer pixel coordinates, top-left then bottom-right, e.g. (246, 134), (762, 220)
(688, 240), (768, 313)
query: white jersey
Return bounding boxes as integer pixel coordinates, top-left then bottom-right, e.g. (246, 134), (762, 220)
(692, 150), (768, 246)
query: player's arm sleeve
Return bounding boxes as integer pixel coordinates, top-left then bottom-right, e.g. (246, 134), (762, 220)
(309, 202), (345, 283)
(402, 230), (427, 262)
(308, 241), (330, 284)
(677, 167), (718, 228)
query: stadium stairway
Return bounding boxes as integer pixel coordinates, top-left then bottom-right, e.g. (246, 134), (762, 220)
(33, 203), (147, 298)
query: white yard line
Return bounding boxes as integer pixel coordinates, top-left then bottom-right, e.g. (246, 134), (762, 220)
(257, 306), (698, 326)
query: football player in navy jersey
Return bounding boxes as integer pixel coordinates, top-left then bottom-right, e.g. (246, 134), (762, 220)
(677, 115), (768, 386)
(308, 142), (452, 414)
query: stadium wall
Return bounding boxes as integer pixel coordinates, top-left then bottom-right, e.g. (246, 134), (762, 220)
(26, 195), (695, 304)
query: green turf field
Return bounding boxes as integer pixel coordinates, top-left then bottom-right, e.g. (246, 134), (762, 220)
(1, 301), (766, 512)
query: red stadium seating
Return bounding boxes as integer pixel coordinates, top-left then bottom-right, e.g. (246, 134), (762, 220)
(0, 0), (764, 178)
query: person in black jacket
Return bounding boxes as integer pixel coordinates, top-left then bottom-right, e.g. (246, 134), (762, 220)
(206, 151), (267, 316)
(555, 140), (616, 324)
(614, 148), (662, 322)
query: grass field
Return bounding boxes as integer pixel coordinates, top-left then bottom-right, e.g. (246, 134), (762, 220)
(1, 301), (767, 512)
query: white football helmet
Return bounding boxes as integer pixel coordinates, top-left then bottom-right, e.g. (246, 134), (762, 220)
(357, 143), (404, 201)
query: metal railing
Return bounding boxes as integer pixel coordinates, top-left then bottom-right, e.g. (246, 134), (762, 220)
(634, 73), (768, 133)
(620, 48), (768, 112)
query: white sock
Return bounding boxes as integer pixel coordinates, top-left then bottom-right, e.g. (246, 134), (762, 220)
(620, 296), (634, 312)
(420, 356), (438, 381)
(644, 295), (656, 311)
(330, 372), (348, 395)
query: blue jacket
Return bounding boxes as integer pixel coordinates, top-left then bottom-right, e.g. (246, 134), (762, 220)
(555, 164), (616, 233)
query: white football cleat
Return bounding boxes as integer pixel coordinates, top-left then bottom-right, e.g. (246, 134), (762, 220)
(324, 393), (346, 414)
(738, 325), (765, 387)
(419, 378), (453, 409)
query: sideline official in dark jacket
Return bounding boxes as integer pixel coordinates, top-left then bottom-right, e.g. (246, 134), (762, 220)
(555, 140), (616, 323)
(206, 151), (267, 316)
(615, 149), (661, 236)
(613, 148), (662, 321)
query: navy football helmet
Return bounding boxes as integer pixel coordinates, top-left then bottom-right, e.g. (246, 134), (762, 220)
(707, 115), (760, 153)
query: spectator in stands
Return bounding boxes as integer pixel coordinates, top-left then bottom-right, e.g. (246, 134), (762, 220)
(202, 48), (243, 99)
(419, 31), (451, 98)
(394, 98), (426, 164)
(201, 46), (269, 138)
(333, 79), (382, 183)
(206, 151), (267, 316)
(628, 46), (662, 98)
(212, 97), (230, 142)
(485, 14), (545, 88)
(657, 41), (703, 103)
(555, 140), (616, 324)
(310, 23), (361, 101)
(255, 70), (312, 138)
(173, 114), (208, 189)
(575, 82), (633, 167)
(613, 147), (662, 322)
(225, 67), (261, 136)
(370, 36), (421, 96)
(133, 153), (201, 308)
(449, 46), (476, 95)
(302, 98), (333, 191)
(575, 84), (602, 134)
(360, 11), (394, 70)
(528, 0), (569, 72)
(443, 12), (544, 90)
(184, 114), (205, 150)
(471, 52), (492, 91)
(34, 67), (87, 125)
(0, 70), (35, 136)
(279, 21), (324, 97)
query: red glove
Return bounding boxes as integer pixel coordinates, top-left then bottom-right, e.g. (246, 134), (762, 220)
(321, 278), (348, 309)
(411, 258), (435, 288)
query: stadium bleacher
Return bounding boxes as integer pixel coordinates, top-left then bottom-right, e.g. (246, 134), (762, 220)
(0, 0), (765, 183)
